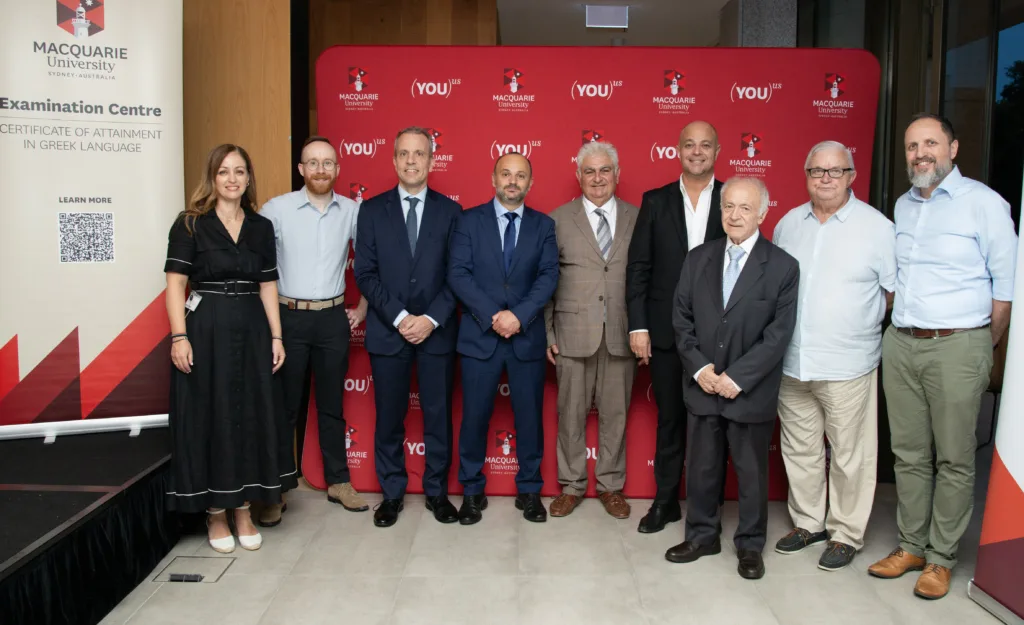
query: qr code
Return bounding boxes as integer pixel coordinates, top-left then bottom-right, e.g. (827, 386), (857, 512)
(58, 212), (115, 263)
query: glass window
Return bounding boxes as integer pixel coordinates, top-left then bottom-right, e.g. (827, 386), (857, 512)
(990, 0), (1024, 230)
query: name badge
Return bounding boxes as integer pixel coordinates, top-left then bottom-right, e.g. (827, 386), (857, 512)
(185, 291), (202, 312)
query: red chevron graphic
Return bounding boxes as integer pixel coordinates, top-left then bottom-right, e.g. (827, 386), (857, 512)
(0, 329), (79, 426)
(80, 291), (169, 419)
(0, 336), (17, 402)
(980, 448), (1024, 545)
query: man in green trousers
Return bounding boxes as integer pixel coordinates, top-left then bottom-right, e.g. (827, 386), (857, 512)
(868, 113), (1017, 599)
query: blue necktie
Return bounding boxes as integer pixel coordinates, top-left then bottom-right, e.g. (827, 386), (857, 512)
(503, 212), (518, 274)
(722, 244), (746, 306)
(405, 197), (420, 254)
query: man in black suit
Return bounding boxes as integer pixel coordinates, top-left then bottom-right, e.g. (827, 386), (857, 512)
(627, 120), (726, 533)
(354, 126), (463, 528)
(667, 176), (798, 580)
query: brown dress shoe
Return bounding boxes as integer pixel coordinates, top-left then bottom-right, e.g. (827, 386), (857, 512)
(327, 482), (369, 511)
(914, 564), (952, 599)
(599, 491), (630, 519)
(549, 493), (583, 517)
(868, 547), (926, 579)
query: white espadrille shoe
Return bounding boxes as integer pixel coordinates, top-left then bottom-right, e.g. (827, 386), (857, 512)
(206, 509), (236, 554)
(235, 504), (262, 551)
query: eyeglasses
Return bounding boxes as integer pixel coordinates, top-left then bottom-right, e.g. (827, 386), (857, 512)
(303, 159), (337, 171)
(806, 167), (854, 179)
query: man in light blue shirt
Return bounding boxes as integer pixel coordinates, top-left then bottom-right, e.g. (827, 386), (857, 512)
(772, 141), (896, 572)
(258, 136), (370, 525)
(869, 114), (1017, 600)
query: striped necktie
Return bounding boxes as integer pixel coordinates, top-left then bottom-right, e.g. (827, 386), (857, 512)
(594, 208), (612, 260)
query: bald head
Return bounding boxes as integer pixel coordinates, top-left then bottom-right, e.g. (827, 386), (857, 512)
(492, 152), (533, 209)
(678, 120), (720, 179)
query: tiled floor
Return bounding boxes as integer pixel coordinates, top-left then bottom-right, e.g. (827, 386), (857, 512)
(101, 451), (1001, 625)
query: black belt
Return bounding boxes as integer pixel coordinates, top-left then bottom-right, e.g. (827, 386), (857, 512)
(190, 280), (260, 295)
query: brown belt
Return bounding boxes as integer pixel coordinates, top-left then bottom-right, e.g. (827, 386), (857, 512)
(279, 294), (344, 311)
(895, 325), (989, 339)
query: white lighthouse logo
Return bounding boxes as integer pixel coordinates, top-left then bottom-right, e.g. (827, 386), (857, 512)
(72, 3), (90, 38)
(510, 75), (519, 93)
(670, 78), (679, 95)
(59, 0), (104, 38)
(830, 79), (839, 99)
(824, 73), (846, 99)
(494, 429), (516, 456)
(746, 139), (756, 158)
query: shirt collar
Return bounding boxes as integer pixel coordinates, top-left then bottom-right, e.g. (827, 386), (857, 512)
(909, 165), (964, 202)
(802, 190), (857, 223)
(398, 185), (428, 206)
(581, 195), (616, 216)
(300, 186), (341, 212)
(493, 196), (525, 219)
(679, 174), (715, 197)
(727, 230), (759, 255)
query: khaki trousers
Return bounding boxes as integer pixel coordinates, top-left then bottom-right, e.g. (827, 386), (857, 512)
(881, 325), (992, 569)
(555, 334), (636, 495)
(777, 370), (878, 549)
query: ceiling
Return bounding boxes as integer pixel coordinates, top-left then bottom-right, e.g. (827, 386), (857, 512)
(496, 0), (734, 47)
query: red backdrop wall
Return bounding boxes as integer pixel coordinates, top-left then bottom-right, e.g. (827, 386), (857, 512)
(303, 45), (881, 500)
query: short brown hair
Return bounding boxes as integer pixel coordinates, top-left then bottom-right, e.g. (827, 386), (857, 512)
(394, 126), (434, 158)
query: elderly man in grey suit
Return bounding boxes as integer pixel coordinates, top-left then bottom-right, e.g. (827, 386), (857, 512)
(545, 141), (639, 519)
(669, 176), (799, 580)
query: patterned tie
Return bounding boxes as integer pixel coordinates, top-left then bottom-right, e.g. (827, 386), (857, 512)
(503, 212), (519, 274)
(405, 197), (420, 254)
(594, 208), (612, 260)
(722, 244), (746, 306)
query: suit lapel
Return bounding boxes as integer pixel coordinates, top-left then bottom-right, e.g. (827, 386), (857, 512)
(386, 188), (413, 262)
(411, 190), (438, 267)
(705, 179), (725, 242)
(507, 207), (536, 276)
(703, 239), (727, 314)
(607, 198), (635, 261)
(666, 183), (688, 249)
(724, 235), (768, 313)
(571, 199), (604, 259)
(483, 202), (507, 275)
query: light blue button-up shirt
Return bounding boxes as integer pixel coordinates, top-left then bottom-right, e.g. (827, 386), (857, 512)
(892, 167), (1017, 329)
(493, 197), (524, 248)
(773, 193), (896, 381)
(260, 187), (360, 300)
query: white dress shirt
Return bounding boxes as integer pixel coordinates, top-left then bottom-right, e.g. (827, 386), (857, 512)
(581, 195), (617, 240)
(393, 185), (438, 329)
(693, 231), (760, 391)
(680, 175), (715, 251)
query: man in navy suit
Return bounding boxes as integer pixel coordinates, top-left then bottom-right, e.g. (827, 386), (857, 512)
(447, 152), (559, 524)
(354, 127), (463, 528)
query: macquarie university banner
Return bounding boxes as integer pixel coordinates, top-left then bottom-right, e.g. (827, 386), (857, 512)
(0, 1), (183, 427)
(310, 46), (881, 499)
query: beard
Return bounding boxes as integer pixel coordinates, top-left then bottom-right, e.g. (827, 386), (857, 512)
(502, 185), (525, 203)
(306, 174), (336, 194)
(907, 157), (952, 190)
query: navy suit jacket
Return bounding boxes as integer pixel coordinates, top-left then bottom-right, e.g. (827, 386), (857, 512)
(354, 186), (462, 356)
(447, 201), (559, 361)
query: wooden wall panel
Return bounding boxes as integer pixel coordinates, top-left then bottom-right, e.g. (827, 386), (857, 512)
(308, 0), (497, 132)
(183, 0), (291, 207)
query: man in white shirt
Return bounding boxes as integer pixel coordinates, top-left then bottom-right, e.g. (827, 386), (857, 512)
(772, 141), (896, 572)
(544, 141), (639, 519)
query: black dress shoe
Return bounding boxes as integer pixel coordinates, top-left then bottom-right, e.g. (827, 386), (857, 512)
(637, 500), (682, 534)
(737, 549), (765, 579)
(425, 495), (459, 524)
(665, 538), (722, 563)
(373, 499), (403, 528)
(515, 493), (547, 523)
(459, 494), (488, 525)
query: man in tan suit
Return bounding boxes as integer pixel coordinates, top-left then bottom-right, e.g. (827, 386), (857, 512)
(545, 141), (639, 518)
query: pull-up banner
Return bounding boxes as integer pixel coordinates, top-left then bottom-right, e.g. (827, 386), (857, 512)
(311, 45), (881, 499)
(0, 1), (183, 427)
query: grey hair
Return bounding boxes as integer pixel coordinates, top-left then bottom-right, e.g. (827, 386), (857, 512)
(721, 176), (770, 216)
(394, 126), (434, 158)
(803, 140), (855, 171)
(575, 141), (620, 173)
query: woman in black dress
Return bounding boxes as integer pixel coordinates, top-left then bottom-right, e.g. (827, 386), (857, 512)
(164, 144), (297, 553)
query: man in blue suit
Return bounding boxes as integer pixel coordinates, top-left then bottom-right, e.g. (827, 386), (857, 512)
(354, 127), (463, 528)
(448, 152), (559, 524)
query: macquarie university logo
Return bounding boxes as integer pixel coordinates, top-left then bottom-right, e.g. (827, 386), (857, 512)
(346, 425), (368, 463)
(581, 129), (607, 145)
(345, 426), (359, 450)
(340, 67), (377, 111)
(424, 127), (454, 172)
(495, 430), (516, 456)
(814, 72), (854, 119)
(349, 182), (368, 203)
(729, 132), (772, 176)
(495, 68), (534, 112)
(58, 0), (104, 38)
(485, 428), (519, 475)
(653, 69), (695, 115)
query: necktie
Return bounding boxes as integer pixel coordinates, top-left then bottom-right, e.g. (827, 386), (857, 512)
(405, 197), (420, 254)
(722, 244), (746, 306)
(503, 212), (519, 274)
(594, 208), (612, 260)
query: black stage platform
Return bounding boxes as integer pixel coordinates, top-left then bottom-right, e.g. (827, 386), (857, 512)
(0, 428), (180, 625)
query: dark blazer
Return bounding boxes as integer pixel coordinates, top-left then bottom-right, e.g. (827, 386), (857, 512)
(672, 235), (799, 423)
(627, 178), (725, 350)
(447, 201), (559, 361)
(354, 186), (462, 356)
